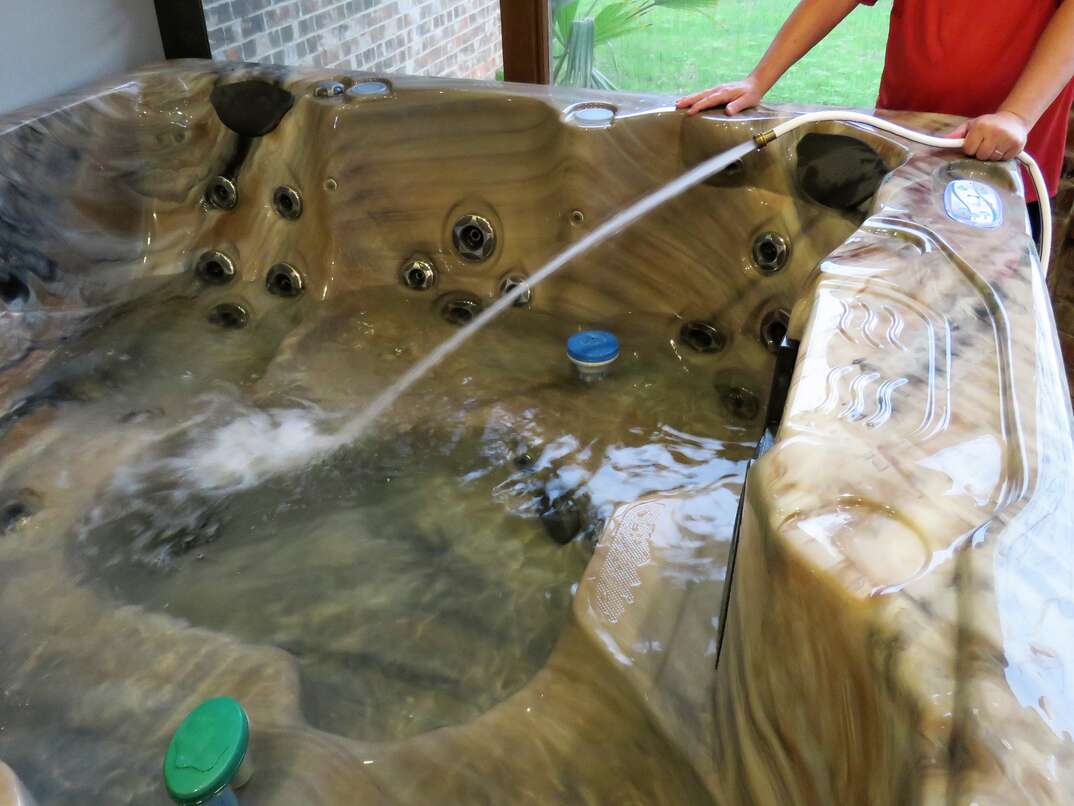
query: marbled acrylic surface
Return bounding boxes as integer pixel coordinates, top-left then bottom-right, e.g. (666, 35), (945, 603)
(0, 62), (1071, 804)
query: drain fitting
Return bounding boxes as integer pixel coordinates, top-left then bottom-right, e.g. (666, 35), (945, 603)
(0, 272), (29, 304)
(679, 321), (726, 353)
(207, 302), (249, 330)
(539, 492), (584, 545)
(438, 292), (483, 326)
(452, 215), (496, 262)
(717, 385), (760, 421)
(265, 263), (305, 298)
(752, 232), (790, 273)
(401, 258), (437, 290)
(0, 489), (39, 535)
(273, 186), (303, 220)
(760, 308), (791, 352)
(499, 274), (532, 307)
(206, 176), (238, 210)
(195, 250), (236, 285)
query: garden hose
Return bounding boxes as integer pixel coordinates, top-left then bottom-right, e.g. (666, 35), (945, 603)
(752, 111), (1052, 273)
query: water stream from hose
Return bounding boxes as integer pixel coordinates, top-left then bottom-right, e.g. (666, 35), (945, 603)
(338, 139), (760, 443)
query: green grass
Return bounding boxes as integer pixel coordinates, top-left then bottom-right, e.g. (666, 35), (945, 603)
(564, 0), (892, 108)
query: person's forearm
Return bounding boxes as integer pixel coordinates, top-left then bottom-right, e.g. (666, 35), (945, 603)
(1001, 0), (1074, 127)
(749, 0), (862, 92)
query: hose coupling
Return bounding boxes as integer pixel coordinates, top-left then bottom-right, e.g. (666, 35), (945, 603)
(753, 129), (778, 148)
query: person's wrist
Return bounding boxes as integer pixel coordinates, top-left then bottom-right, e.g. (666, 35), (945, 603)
(747, 68), (775, 95)
(997, 106), (1034, 131)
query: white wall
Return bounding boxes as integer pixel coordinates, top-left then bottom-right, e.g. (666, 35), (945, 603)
(0, 0), (165, 115)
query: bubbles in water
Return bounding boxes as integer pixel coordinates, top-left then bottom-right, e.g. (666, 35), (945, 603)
(165, 406), (340, 493)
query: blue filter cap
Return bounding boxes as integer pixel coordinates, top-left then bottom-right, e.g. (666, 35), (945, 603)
(567, 330), (620, 366)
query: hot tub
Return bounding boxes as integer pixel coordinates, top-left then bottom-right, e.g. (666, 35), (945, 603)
(0, 62), (1072, 804)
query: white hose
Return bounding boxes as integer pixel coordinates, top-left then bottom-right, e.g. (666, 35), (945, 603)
(766, 111), (1052, 272)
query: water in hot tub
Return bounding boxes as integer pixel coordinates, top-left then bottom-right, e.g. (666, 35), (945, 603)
(0, 278), (760, 793)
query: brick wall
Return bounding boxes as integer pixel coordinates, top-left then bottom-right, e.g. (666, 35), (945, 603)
(203, 0), (502, 80)
(1050, 112), (1074, 398)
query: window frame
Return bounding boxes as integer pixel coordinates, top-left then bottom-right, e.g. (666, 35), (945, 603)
(500, 0), (551, 84)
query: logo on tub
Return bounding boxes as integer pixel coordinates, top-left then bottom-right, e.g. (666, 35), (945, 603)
(944, 180), (1003, 229)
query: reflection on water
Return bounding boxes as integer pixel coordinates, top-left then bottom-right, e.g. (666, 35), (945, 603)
(0, 282), (758, 801)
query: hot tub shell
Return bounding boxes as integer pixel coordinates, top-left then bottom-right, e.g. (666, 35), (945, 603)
(0, 62), (1071, 804)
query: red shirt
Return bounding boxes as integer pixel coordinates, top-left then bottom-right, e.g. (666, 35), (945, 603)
(862, 0), (1074, 200)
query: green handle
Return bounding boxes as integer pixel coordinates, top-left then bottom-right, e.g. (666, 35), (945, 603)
(163, 697), (249, 805)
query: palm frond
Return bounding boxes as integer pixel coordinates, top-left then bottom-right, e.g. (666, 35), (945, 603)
(552, 0), (580, 47)
(560, 17), (598, 88)
(592, 3), (650, 44)
(555, 0), (717, 90)
(591, 67), (618, 91)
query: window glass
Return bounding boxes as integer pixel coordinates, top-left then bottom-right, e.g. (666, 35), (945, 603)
(550, 0), (892, 108)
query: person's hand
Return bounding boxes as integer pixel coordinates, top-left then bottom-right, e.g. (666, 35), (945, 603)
(947, 111), (1030, 161)
(676, 77), (765, 116)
